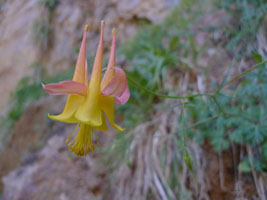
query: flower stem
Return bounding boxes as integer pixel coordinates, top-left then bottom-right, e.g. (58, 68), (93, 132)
(126, 74), (212, 100)
(126, 61), (266, 125)
(214, 60), (267, 94)
(126, 61), (266, 100)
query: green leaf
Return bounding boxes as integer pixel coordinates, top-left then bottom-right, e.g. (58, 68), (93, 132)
(252, 52), (263, 63)
(212, 78), (217, 91)
(238, 161), (251, 173)
(184, 151), (193, 171)
(169, 36), (179, 51)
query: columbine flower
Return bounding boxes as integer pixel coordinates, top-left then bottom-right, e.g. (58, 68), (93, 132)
(42, 21), (130, 156)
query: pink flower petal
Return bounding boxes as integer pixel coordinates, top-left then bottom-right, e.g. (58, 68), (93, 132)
(42, 81), (87, 96)
(101, 67), (130, 104)
(101, 28), (116, 89)
(114, 86), (130, 104)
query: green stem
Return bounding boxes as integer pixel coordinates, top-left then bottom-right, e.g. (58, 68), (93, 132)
(126, 74), (212, 100)
(126, 61), (266, 100)
(182, 101), (186, 147)
(190, 115), (219, 128)
(212, 95), (225, 114)
(212, 94), (257, 124)
(214, 60), (267, 94)
(126, 61), (266, 125)
(181, 101), (193, 171)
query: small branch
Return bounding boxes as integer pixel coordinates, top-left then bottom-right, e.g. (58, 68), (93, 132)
(127, 75), (212, 100)
(211, 95), (258, 124)
(246, 145), (265, 199)
(212, 95), (225, 114)
(182, 101), (186, 148)
(214, 61), (267, 94)
(126, 61), (266, 127)
(219, 151), (226, 191)
(126, 61), (266, 100)
(190, 115), (219, 128)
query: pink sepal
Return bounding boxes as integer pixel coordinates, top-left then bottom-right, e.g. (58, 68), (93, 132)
(101, 67), (130, 104)
(42, 81), (87, 96)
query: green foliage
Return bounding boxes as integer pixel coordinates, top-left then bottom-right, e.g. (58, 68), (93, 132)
(5, 77), (46, 128)
(0, 64), (76, 152)
(32, 0), (59, 50)
(1, 64), (73, 131)
(33, 19), (51, 50)
(215, 0), (267, 58)
(119, 0), (199, 127)
(38, 0), (59, 11)
(115, 0), (267, 180)
(238, 160), (251, 173)
(100, 132), (133, 169)
(0, 74), (45, 149)
(187, 61), (267, 171)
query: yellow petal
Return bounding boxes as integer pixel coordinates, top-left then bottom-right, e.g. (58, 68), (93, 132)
(74, 21), (105, 126)
(49, 95), (84, 123)
(99, 95), (124, 131)
(95, 112), (108, 131)
(74, 92), (102, 126)
(48, 26), (89, 123)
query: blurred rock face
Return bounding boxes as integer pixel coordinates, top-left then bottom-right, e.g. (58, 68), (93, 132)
(0, 0), (41, 113)
(2, 129), (105, 200)
(0, 0), (179, 198)
(111, 0), (179, 22)
(0, 0), (179, 112)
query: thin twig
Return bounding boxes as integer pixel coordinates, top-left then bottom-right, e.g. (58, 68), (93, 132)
(127, 61), (267, 100)
(214, 61), (267, 94)
(212, 95), (225, 114)
(127, 75), (212, 100)
(127, 61), (266, 125)
(246, 145), (265, 200)
(190, 115), (219, 128)
(219, 151), (226, 191)
(182, 101), (186, 148)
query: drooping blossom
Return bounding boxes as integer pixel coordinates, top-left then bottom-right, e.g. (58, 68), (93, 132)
(42, 21), (130, 156)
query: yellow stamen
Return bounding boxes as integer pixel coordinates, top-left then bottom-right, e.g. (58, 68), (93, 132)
(66, 123), (79, 144)
(67, 123), (97, 156)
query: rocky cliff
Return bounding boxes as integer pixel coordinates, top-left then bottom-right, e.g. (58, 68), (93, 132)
(0, 0), (179, 198)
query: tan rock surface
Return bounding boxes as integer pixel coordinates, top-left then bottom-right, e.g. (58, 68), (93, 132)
(1, 93), (118, 199)
(2, 126), (106, 200)
(0, 0), (41, 112)
(0, 0), (179, 111)
(0, 0), (180, 196)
